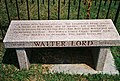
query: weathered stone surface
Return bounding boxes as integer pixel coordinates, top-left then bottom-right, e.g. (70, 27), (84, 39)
(96, 47), (108, 71)
(16, 49), (30, 70)
(3, 19), (120, 48)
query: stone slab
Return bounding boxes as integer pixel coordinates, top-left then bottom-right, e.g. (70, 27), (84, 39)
(16, 49), (30, 70)
(96, 47), (108, 71)
(43, 48), (119, 75)
(3, 19), (120, 48)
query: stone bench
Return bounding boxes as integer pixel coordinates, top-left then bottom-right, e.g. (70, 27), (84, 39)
(3, 19), (120, 71)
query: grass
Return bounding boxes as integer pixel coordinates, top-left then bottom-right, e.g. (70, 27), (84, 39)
(0, 63), (120, 81)
(0, 0), (120, 80)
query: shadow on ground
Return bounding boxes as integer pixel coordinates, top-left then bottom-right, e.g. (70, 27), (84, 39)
(2, 47), (98, 69)
(2, 48), (19, 68)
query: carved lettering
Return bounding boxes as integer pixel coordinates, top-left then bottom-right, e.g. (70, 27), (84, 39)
(88, 41), (93, 45)
(61, 41), (66, 46)
(56, 41), (61, 46)
(34, 42), (40, 46)
(50, 41), (55, 46)
(76, 41), (81, 46)
(5, 20), (118, 48)
(41, 42), (45, 46)
(34, 41), (94, 47)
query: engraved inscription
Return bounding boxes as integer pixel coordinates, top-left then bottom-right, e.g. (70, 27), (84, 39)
(34, 41), (94, 47)
(4, 20), (120, 48)
(10, 20), (114, 37)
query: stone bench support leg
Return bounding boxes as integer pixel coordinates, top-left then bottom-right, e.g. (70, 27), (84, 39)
(16, 49), (30, 70)
(96, 47), (108, 71)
